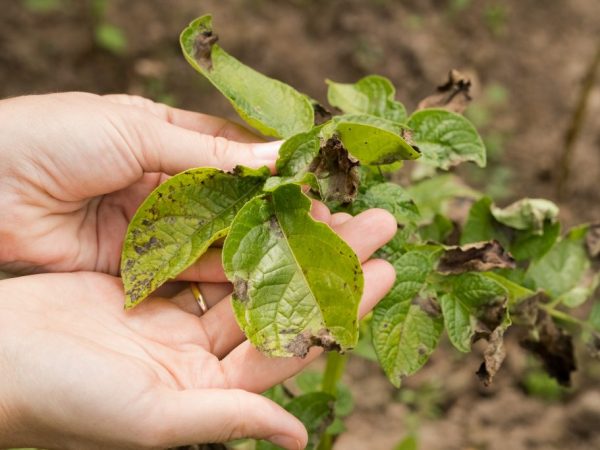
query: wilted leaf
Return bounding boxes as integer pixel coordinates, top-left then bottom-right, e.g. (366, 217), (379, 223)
(476, 323), (507, 386)
(437, 240), (515, 274)
(491, 198), (559, 235)
(372, 251), (443, 387)
(352, 182), (420, 225)
(327, 75), (407, 122)
(407, 109), (486, 169)
(223, 184), (363, 357)
(417, 70), (472, 114)
(440, 273), (507, 352)
(521, 309), (576, 386)
(121, 166), (269, 308)
(180, 15), (314, 138)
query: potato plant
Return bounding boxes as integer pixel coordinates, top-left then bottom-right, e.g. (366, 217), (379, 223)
(120, 14), (600, 449)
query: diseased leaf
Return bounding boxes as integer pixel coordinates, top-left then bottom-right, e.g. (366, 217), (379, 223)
(180, 15), (313, 138)
(352, 182), (420, 225)
(491, 198), (559, 235)
(327, 75), (407, 122)
(372, 251), (443, 387)
(121, 166), (269, 308)
(476, 320), (508, 386)
(321, 115), (420, 165)
(437, 240), (515, 275)
(439, 273), (507, 352)
(407, 109), (486, 170)
(417, 69), (472, 114)
(527, 226), (591, 298)
(222, 184), (363, 357)
(521, 309), (576, 386)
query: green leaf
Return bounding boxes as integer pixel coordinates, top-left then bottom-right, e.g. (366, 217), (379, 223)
(558, 273), (600, 308)
(407, 174), (480, 223)
(180, 15), (314, 138)
(223, 184), (363, 357)
(121, 166), (269, 308)
(372, 251), (443, 387)
(352, 182), (420, 225)
(527, 227), (591, 298)
(326, 75), (408, 122)
(481, 272), (534, 304)
(440, 273), (507, 352)
(256, 392), (335, 450)
(419, 213), (454, 243)
(295, 372), (354, 417)
(491, 198), (559, 234)
(407, 109), (486, 169)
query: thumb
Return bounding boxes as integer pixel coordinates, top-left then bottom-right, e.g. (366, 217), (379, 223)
(155, 388), (307, 449)
(127, 112), (282, 174)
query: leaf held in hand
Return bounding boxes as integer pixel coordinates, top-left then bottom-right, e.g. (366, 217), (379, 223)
(121, 166), (269, 308)
(222, 184), (363, 357)
(180, 15), (314, 138)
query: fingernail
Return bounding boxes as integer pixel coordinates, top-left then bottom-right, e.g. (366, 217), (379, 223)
(253, 141), (283, 160)
(268, 434), (302, 450)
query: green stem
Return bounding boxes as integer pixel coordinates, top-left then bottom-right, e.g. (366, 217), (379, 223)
(317, 352), (348, 450)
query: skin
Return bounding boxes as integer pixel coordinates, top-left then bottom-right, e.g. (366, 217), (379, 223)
(0, 93), (397, 449)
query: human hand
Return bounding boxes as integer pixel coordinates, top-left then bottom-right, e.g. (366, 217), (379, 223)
(0, 207), (396, 450)
(0, 92), (280, 275)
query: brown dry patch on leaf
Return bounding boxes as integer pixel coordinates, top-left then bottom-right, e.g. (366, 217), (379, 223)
(587, 332), (600, 359)
(476, 325), (507, 386)
(412, 295), (442, 317)
(309, 136), (360, 203)
(511, 292), (549, 326)
(586, 223), (600, 259)
(285, 328), (342, 358)
(521, 309), (576, 386)
(437, 240), (516, 274)
(312, 102), (333, 125)
(193, 31), (218, 70)
(233, 277), (249, 303)
(417, 69), (472, 114)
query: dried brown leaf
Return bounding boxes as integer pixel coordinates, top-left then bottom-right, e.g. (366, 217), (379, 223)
(437, 240), (516, 275)
(417, 69), (473, 114)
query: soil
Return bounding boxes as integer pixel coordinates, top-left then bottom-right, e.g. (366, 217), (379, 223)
(1, 1), (600, 449)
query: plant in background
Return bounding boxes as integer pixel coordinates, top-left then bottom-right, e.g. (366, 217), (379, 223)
(120, 14), (600, 449)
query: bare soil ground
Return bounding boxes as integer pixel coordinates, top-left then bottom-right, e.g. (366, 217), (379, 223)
(1, 1), (599, 449)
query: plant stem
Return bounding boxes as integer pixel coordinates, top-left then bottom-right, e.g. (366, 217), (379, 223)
(317, 352), (348, 450)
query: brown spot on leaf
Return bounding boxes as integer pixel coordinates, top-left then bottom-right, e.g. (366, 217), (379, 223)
(400, 129), (420, 154)
(233, 277), (249, 303)
(312, 102), (333, 125)
(418, 69), (472, 114)
(309, 135), (360, 204)
(285, 328), (342, 358)
(193, 31), (218, 70)
(586, 223), (600, 259)
(133, 236), (160, 255)
(268, 215), (284, 237)
(437, 240), (516, 274)
(412, 296), (442, 317)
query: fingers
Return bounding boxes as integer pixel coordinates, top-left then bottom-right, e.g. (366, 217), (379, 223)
(104, 94), (263, 143)
(169, 282), (232, 314)
(128, 112), (282, 174)
(219, 258), (396, 393)
(155, 388), (307, 450)
(175, 248), (227, 283)
(330, 212), (353, 227)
